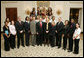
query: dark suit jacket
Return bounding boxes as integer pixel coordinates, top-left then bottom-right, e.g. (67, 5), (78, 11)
(55, 21), (64, 36)
(36, 21), (44, 34)
(62, 25), (69, 37)
(68, 23), (76, 37)
(24, 21), (30, 33)
(15, 21), (24, 33)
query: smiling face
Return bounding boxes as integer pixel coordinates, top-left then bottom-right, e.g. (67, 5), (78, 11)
(58, 17), (62, 22)
(65, 20), (68, 25)
(39, 17), (42, 22)
(76, 23), (80, 28)
(11, 21), (14, 25)
(6, 18), (10, 22)
(5, 21), (8, 26)
(71, 19), (74, 23)
(18, 16), (21, 21)
(52, 16), (55, 21)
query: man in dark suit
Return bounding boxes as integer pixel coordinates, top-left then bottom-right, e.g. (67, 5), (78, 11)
(36, 17), (44, 46)
(24, 16), (30, 46)
(15, 16), (25, 48)
(44, 18), (52, 47)
(55, 17), (64, 48)
(62, 20), (69, 50)
(68, 19), (76, 52)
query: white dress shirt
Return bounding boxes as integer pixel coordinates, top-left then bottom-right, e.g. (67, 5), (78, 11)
(9, 25), (16, 35)
(8, 22), (10, 26)
(26, 21), (29, 23)
(73, 28), (81, 39)
(35, 20), (39, 23)
(49, 19), (57, 24)
(42, 19), (46, 22)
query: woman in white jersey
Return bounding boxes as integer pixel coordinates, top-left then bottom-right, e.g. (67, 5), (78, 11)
(73, 23), (81, 54)
(9, 20), (16, 49)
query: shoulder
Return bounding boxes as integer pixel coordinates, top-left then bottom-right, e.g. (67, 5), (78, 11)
(78, 28), (81, 31)
(3, 25), (5, 29)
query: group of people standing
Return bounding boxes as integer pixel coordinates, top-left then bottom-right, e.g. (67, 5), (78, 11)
(3, 7), (81, 54)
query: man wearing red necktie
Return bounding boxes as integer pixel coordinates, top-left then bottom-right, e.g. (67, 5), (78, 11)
(36, 17), (44, 46)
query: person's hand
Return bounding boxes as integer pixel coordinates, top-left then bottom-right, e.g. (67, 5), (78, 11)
(46, 31), (49, 33)
(67, 34), (69, 37)
(20, 30), (23, 33)
(73, 38), (75, 40)
(28, 30), (30, 33)
(7, 36), (9, 38)
(56, 30), (57, 33)
(62, 34), (64, 37)
(37, 32), (39, 35)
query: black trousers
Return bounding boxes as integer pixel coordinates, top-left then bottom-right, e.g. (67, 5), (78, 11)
(56, 33), (62, 47)
(63, 36), (67, 49)
(44, 33), (49, 44)
(74, 39), (80, 54)
(10, 34), (16, 49)
(49, 35), (55, 47)
(55, 33), (58, 46)
(3, 34), (10, 51)
(36, 33), (43, 46)
(17, 33), (24, 48)
(25, 32), (30, 46)
(68, 36), (73, 51)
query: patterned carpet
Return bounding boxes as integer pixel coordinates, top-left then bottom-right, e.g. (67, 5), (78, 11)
(1, 33), (83, 57)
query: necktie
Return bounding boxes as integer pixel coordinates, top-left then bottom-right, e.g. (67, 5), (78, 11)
(46, 23), (48, 30)
(40, 22), (42, 28)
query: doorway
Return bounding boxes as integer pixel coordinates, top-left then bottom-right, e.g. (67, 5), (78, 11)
(6, 8), (17, 22)
(69, 8), (79, 23)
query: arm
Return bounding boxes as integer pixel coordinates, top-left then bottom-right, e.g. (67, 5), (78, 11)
(57, 22), (64, 33)
(73, 29), (81, 40)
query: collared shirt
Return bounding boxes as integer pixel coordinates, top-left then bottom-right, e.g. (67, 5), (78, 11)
(26, 21), (29, 23)
(8, 22), (10, 26)
(35, 20), (39, 23)
(73, 28), (81, 39)
(9, 25), (16, 35)
(42, 19), (46, 22)
(49, 19), (56, 24)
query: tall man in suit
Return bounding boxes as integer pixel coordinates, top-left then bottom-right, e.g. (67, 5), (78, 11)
(55, 17), (64, 48)
(24, 16), (30, 46)
(15, 16), (25, 48)
(44, 18), (52, 47)
(30, 15), (36, 46)
(49, 16), (56, 47)
(68, 19), (76, 52)
(36, 17), (44, 46)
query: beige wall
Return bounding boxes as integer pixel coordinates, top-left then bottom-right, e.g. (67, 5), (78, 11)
(1, 1), (83, 32)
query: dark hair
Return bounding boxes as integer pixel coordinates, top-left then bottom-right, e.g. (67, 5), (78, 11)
(10, 20), (14, 25)
(25, 16), (29, 21)
(65, 20), (69, 22)
(4, 21), (8, 25)
(65, 20), (69, 25)
(5, 18), (10, 22)
(32, 15), (35, 17)
(52, 16), (55, 19)
(76, 23), (80, 27)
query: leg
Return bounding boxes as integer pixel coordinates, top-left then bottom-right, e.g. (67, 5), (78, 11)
(17, 33), (20, 48)
(68, 37), (73, 52)
(21, 33), (24, 47)
(56, 33), (58, 46)
(25, 33), (29, 46)
(74, 39), (79, 54)
(58, 35), (62, 48)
